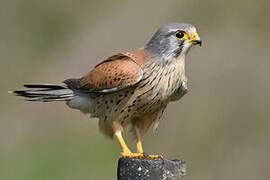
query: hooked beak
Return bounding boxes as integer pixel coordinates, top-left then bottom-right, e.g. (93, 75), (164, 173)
(192, 39), (202, 46)
(189, 32), (202, 46)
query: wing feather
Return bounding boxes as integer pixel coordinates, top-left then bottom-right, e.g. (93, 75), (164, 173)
(78, 53), (143, 93)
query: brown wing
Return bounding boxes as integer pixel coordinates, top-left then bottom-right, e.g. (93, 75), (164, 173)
(78, 53), (143, 93)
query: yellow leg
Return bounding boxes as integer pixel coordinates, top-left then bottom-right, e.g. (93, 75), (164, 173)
(115, 131), (161, 159)
(135, 127), (161, 159)
(137, 140), (144, 154)
(135, 127), (144, 154)
(115, 131), (132, 156)
(115, 131), (145, 158)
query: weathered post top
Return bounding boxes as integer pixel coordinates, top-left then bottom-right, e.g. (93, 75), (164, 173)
(117, 157), (186, 180)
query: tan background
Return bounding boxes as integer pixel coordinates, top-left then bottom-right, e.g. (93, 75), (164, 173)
(1, 0), (270, 179)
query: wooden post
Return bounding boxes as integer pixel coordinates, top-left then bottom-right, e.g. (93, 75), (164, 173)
(117, 157), (186, 180)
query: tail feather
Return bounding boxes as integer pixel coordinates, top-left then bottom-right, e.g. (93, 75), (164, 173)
(11, 84), (74, 102)
(23, 84), (66, 89)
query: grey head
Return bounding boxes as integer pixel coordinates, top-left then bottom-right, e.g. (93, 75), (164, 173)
(145, 22), (201, 61)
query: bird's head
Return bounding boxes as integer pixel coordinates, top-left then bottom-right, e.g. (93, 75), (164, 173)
(145, 22), (201, 61)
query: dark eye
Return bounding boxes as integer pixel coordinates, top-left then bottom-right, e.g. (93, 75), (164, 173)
(175, 31), (185, 39)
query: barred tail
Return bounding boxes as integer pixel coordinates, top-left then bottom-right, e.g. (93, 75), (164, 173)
(11, 84), (74, 102)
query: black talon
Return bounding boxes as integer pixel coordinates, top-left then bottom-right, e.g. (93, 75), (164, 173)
(143, 153), (150, 158)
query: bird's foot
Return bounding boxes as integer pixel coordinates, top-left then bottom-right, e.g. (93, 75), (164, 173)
(121, 152), (144, 158)
(142, 153), (163, 160)
(121, 152), (162, 159)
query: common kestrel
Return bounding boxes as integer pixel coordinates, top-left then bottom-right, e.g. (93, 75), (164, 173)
(13, 23), (201, 158)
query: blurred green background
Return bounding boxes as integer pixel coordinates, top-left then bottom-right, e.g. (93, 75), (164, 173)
(1, 0), (270, 179)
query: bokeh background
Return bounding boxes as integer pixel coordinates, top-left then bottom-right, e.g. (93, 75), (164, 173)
(1, 0), (270, 179)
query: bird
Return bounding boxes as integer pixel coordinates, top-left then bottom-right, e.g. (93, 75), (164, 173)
(12, 22), (201, 158)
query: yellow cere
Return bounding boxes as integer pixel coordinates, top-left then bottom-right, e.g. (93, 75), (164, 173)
(188, 33), (199, 43)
